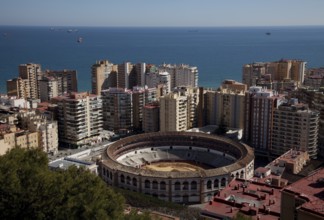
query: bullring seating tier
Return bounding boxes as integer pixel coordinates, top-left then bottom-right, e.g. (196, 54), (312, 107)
(117, 147), (235, 168)
(102, 132), (254, 178)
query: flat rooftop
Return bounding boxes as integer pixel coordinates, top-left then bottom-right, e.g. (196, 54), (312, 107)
(49, 157), (96, 170)
(283, 168), (324, 215)
(202, 178), (282, 220)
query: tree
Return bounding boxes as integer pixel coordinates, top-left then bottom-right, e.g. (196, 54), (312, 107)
(0, 148), (126, 220)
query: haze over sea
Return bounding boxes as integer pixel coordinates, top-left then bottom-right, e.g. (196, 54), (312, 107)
(0, 26), (324, 94)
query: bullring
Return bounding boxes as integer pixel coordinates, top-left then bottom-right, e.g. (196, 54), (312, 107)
(99, 132), (254, 203)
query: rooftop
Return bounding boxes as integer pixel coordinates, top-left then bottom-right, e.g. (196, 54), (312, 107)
(49, 157), (96, 170)
(283, 168), (324, 215)
(202, 178), (282, 220)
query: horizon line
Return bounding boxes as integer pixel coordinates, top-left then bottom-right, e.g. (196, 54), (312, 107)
(1, 24), (324, 29)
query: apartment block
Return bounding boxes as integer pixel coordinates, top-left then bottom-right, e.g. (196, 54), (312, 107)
(159, 63), (198, 89)
(272, 99), (319, 158)
(132, 86), (157, 131)
(145, 71), (171, 95)
(304, 67), (324, 89)
(173, 87), (200, 129)
(132, 62), (146, 88)
(39, 76), (59, 102)
(267, 149), (310, 175)
(6, 77), (29, 98)
(244, 86), (285, 156)
(205, 80), (246, 130)
(91, 60), (117, 95)
(0, 95), (31, 109)
(19, 63), (42, 99)
(160, 92), (188, 132)
(242, 60), (306, 88)
(220, 79), (247, 92)
(7, 67), (78, 101)
(18, 111), (59, 155)
(101, 88), (133, 134)
(281, 168), (324, 220)
(117, 62), (133, 89)
(293, 88), (324, 158)
(242, 62), (267, 87)
(143, 102), (160, 133)
(45, 69), (78, 95)
(0, 124), (39, 155)
(52, 92), (103, 148)
(7, 63), (42, 99)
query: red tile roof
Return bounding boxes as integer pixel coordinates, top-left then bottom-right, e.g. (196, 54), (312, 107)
(283, 168), (324, 215)
(202, 179), (282, 220)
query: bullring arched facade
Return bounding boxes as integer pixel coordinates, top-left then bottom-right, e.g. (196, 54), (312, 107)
(99, 132), (254, 204)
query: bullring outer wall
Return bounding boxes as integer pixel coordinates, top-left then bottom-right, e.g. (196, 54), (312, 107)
(99, 132), (254, 203)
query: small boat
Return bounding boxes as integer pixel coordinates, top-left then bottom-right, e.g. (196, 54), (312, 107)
(77, 37), (83, 43)
(266, 32), (271, 35)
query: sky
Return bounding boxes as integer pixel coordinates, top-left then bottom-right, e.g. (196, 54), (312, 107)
(1, 0), (324, 27)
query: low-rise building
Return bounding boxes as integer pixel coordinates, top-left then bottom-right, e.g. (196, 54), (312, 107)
(0, 95), (31, 109)
(49, 157), (98, 175)
(18, 111), (59, 155)
(0, 124), (39, 155)
(281, 168), (324, 220)
(267, 149), (310, 175)
(202, 178), (283, 219)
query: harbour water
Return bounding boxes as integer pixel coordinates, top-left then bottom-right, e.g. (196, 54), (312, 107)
(0, 26), (324, 93)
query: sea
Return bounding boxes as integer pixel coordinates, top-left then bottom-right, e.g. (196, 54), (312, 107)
(0, 26), (324, 94)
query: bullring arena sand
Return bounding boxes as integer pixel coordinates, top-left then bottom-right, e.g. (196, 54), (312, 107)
(142, 162), (212, 172)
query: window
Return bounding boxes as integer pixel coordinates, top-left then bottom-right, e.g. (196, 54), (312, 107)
(126, 176), (131, 185)
(183, 181), (189, 190)
(175, 182), (181, 190)
(214, 179), (219, 188)
(221, 178), (226, 187)
(152, 181), (158, 190)
(207, 180), (212, 189)
(160, 181), (166, 190)
(132, 178), (137, 186)
(120, 174), (125, 183)
(191, 181), (197, 190)
(144, 180), (151, 189)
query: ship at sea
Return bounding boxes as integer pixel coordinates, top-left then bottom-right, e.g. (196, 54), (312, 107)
(77, 37), (83, 43)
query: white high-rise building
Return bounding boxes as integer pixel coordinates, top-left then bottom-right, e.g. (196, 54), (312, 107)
(159, 64), (198, 89)
(173, 87), (200, 129)
(206, 88), (245, 130)
(160, 92), (188, 132)
(272, 99), (319, 159)
(52, 92), (103, 148)
(145, 71), (171, 95)
(101, 88), (133, 134)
